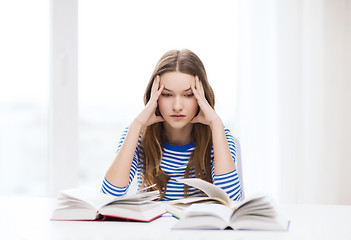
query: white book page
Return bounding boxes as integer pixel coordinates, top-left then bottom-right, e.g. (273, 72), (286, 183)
(59, 187), (160, 210)
(230, 213), (290, 231)
(176, 178), (232, 206)
(183, 203), (233, 223)
(59, 187), (117, 210)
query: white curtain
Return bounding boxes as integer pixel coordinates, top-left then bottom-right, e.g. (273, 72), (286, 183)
(235, 0), (351, 204)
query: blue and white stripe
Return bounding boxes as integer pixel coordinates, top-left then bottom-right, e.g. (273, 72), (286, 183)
(101, 127), (242, 201)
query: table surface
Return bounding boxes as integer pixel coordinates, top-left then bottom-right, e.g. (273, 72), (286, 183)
(0, 196), (350, 240)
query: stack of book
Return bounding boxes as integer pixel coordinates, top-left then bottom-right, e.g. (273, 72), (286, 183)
(51, 186), (166, 222)
(51, 178), (290, 231)
(166, 178), (290, 231)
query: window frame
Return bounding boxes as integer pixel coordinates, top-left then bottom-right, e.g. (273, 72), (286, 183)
(49, 0), (79, 195)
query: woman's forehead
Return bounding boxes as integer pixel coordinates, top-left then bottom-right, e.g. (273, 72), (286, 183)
(160, 72), (195, 91)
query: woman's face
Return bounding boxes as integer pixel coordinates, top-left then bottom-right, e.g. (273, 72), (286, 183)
(158, 71), (198, 130)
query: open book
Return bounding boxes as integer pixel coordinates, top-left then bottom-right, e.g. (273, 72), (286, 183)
(167, 178), (289, 230)
(51, 187), (166, 222)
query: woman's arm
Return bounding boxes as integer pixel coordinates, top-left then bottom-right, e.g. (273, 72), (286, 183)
(211, 128), (242, 201)
(104, 76), (164, 188)
(101, 127), (141, 196)
(105, 121), (144, 187)
(191, 76), (235, 174)
(191, 77), (242, 200)
(209, 118), (236, 174)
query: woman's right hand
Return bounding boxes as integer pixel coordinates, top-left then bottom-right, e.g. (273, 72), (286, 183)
(106, 76), (164, 187)
(134, 75), (165, 128)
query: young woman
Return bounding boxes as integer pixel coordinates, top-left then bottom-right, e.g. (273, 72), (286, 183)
(102, 49), (242, 201)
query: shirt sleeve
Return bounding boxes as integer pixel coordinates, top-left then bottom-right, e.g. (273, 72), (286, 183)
(211, 128), (243, 201)
(101, 127), (142, 197)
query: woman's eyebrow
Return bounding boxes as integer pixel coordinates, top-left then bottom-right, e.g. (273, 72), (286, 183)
(163, 87), (192, 92)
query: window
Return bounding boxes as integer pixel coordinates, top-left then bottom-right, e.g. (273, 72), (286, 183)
(78, 0), (238, 187)
(0, 1), (238, 195)
(0, 1), (49, 195)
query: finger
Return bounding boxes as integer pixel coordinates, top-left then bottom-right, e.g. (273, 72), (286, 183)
(151, 76), (163, 101)
(195, 76), (205, 98)
(157, 83), (164, 95)
(195, 76), (202, 95)
(192, 81), (206, 105)
(151, 83), (164, 102)
(191, 82), (201, 99)
(151, 75), (160, 93)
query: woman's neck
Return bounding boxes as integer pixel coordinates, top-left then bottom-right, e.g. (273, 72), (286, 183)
(163, 123), (193, 146)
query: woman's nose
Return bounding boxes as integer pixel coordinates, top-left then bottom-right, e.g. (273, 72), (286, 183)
(172, 96), (183, 112)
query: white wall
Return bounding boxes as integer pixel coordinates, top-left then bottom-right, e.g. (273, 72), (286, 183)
(235, 0), (279, 201)
(237, 0), (351, 204)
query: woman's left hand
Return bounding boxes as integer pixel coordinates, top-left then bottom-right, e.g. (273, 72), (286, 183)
(191, 76), (221, 127)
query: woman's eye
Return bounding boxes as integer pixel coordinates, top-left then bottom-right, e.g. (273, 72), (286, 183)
(185, 93), (194, 97)
(161, 93), (172, 97)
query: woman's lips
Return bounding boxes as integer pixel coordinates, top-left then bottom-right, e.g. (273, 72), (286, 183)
(170, 114), (185, 120)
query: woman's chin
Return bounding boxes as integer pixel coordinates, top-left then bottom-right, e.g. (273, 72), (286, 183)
(164, 120), (193, 130)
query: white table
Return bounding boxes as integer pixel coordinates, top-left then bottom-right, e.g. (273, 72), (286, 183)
(0, 196), (350, 240)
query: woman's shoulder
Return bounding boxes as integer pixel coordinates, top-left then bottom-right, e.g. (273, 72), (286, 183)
(119, 126), (142, 138)
(120, 126), (129, 135)
(223, 126), (234, 136)
(223, 126), (239, 146)
(116, 126), (143, 150)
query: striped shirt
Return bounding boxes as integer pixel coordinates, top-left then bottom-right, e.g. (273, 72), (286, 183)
(101, 127), (242, 201)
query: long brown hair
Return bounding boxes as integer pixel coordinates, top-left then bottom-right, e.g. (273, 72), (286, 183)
(142, 49), (215, 199)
